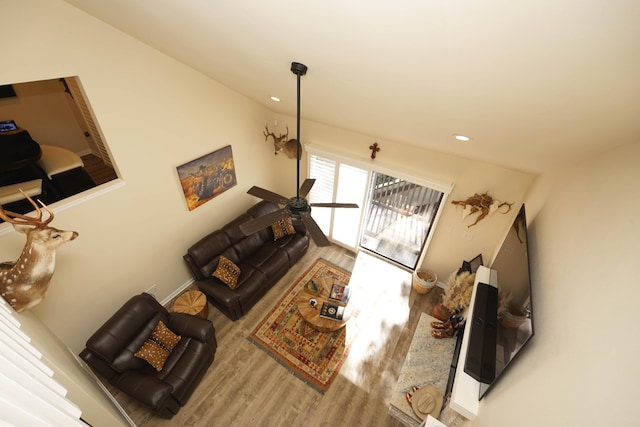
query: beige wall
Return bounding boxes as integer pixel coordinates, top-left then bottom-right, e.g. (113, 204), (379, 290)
(1, 0), (285, 353)
(468, 140), (640, 426)
(1, 2), (285, 423)
(2, 0), (536, 353)
(0, 0), (552, 424)
(299, 120), (536, 277)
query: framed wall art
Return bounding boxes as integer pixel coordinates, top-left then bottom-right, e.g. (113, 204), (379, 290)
(177, 145), (237, 211)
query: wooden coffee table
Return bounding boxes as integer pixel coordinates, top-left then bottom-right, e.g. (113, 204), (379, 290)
(295, 275), (351, 332)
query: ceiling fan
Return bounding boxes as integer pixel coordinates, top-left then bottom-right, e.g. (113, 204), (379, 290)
(239, 61), (358, 247)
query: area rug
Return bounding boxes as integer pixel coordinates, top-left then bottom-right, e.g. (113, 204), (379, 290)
(248, 258), (354, 393)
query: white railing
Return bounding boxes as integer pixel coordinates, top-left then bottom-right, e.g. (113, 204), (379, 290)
(0, 297), (85, 426)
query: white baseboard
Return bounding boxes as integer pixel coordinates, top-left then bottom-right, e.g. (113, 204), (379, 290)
(436, 280), (448, 289)
(160, 279), (195, 307)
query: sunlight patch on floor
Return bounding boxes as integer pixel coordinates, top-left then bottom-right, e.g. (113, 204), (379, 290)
(340, 251), (413, 388)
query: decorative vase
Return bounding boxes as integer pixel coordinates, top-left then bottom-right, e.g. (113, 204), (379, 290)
(432, 303), (452, 322)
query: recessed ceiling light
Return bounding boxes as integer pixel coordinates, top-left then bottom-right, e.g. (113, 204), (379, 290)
(270, 96), (281, 102)
(453, 134), (471, 142)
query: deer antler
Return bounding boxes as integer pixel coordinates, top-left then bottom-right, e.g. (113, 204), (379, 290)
(0, 190), (54, 228)
(451, 192), (513, 227)
(263, 124), (289, 154)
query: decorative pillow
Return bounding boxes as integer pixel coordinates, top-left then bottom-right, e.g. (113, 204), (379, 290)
(134, 320), (181, 371)
(212, 255), (241, 289)
(271, 217), (296, 240)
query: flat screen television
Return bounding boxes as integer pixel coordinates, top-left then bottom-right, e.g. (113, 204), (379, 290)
(466, 204), (535, 399)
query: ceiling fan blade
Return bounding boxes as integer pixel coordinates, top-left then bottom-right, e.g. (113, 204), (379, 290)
(247, 186), (289, 205)
(298, 179), (316, 198)
(239, 208), (290, 236)
(310, 202), (359, 208)
(299, 211), (331, 247)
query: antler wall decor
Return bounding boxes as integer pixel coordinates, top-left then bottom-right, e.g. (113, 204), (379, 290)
(451, 192), (513, 227)
(263, 124), (300, 159)
(0, 191), (78, 312)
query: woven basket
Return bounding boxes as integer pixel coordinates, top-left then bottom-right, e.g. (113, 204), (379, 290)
(412, 269), (437, 294)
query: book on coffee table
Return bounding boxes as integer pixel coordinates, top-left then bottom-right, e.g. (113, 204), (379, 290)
(328, 283), (351, 305)
(319, 302), (345, 321)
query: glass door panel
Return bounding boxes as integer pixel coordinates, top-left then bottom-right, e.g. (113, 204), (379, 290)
(360, 172), (443, 269)
(308, 152), (444, 268)
(308, 155), (336, 235)
(331, 164), (368, 249)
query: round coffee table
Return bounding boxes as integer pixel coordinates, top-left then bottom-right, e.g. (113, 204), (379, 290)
(295, 275), (351, 332)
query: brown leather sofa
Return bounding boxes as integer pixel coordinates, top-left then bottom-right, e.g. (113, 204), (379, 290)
(79, 292), (216, 419)
(183, 200), (309, 320)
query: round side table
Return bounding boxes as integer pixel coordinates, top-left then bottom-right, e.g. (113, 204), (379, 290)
(173, 290), (209, 319)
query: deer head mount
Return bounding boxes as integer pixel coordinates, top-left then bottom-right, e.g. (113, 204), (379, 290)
(263, 124), (301, 159)
(0, 191), (78, 312)
(451, 192), (513, 227)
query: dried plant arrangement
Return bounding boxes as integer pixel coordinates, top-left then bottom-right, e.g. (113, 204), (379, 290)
(441, 271), (476, 313)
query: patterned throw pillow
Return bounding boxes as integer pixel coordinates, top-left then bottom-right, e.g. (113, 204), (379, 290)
(134, 320), (181, 371)
(212, 255), (241, 289)
(271, 217), (296, 240)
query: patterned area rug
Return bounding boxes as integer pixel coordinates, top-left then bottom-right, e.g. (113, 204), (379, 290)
(248, 258), (354, 393)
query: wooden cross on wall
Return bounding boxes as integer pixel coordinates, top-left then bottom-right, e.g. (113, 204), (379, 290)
(369, 142), (380, 159)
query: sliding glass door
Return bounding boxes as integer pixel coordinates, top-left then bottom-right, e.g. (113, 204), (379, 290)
(307, 149), (448, 269)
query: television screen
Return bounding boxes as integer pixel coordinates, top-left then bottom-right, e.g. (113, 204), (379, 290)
(479, 204), (534, 398)
(0, 120), (18, 132)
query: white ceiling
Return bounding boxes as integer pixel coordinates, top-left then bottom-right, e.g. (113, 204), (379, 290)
(64, 0), (640, 174)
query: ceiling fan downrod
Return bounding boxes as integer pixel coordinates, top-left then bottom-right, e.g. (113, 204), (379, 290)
(240, 61), (356, 247)
(291, 62), (307, 200)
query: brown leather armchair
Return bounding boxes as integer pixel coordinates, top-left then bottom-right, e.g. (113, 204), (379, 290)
(79, 292), (216, 418)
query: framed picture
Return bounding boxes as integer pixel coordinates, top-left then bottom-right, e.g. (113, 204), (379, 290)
(177, 145), (237, 211)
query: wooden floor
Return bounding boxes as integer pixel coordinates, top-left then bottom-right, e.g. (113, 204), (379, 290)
(105, 244), (445, 427)
(81, 153), (118, 186)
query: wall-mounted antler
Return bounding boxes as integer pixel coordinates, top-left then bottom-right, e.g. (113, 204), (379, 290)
(1, 190), (78, 312)
(263, 124), (300, 159)
(264, 124), (288, 154)
(0, 191), (54, 229)
(451, 192), (513, 227)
